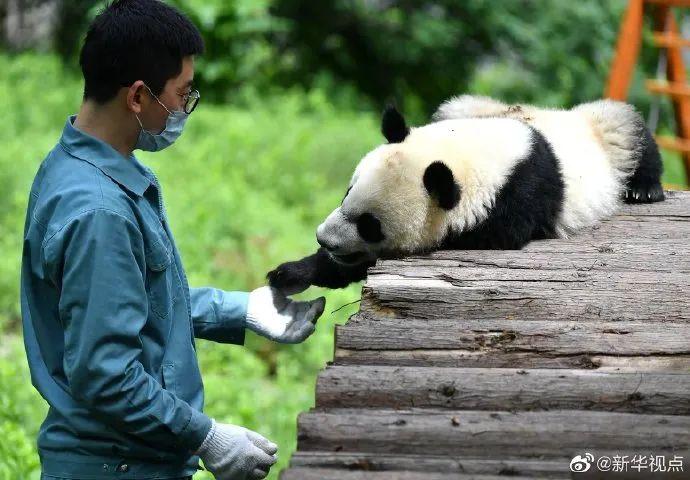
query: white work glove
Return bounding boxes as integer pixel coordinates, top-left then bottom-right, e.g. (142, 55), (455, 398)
(194, 419), (278, 480)
(246, 286), (325, 343)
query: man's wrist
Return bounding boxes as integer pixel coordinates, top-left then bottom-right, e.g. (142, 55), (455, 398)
(245, 288), (265, 334)
(212, 289), (249, 344)
(193, 418), (217, 456)
(220, 290), (250, 328)
(181, 409), (213, 454)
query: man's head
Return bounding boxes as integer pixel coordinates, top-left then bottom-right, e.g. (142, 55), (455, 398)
(79, 0), (203, 136)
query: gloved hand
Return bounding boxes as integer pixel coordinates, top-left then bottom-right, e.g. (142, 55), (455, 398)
(194, 419), (278, 480)
(246, 286), (325, 343)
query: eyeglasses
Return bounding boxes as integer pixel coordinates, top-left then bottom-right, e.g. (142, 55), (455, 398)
(178, 89), (200, 114)
(138, 82), (201, 115)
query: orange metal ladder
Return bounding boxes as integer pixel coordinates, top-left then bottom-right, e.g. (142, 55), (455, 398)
(607, 0), (690, 185)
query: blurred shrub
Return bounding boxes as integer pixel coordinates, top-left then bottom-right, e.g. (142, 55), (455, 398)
(40, 0), (670, 121)
(0, 53), (83, 332)
(167, 0), (289, 103)
(0, 337), (47, 480)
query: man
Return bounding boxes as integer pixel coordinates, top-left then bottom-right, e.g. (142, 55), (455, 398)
(20, 1), (325, 479)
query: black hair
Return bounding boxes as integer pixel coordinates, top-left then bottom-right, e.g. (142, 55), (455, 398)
(79, 0), (204, 103)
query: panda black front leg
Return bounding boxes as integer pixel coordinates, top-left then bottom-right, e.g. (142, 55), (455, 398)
(266, 253), (317, 296)
(266, 247), (374, 295)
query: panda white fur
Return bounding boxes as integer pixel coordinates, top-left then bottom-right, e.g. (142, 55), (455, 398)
(267, 95), (664, 294)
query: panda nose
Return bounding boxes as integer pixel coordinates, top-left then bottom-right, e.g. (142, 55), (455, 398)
(317, 234), (339, 252)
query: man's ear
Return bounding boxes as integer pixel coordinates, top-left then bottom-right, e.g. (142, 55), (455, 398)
(381, 104), (409, 143)
(127, 80), (146, 114)
(423, 161), (461, 210)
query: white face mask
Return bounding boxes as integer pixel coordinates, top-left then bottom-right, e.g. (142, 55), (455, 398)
(134, 83), (189, 152)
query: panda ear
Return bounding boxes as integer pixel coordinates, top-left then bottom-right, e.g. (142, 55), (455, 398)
(381, 104), (409, 143)
(423, 161), (461, 210)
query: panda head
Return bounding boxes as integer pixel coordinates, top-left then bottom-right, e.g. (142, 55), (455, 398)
(316, 105), (462, 265)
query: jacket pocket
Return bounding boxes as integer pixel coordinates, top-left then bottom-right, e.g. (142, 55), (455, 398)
(144, 233), (176, 318)
(161, 362), (176, 394)
(161, 357), (203, 405)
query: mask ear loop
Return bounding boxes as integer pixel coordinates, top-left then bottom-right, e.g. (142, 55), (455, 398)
(135, 113), (145, 129)
(143, 83), (173, 115)
(133, 83), (151, 133)
(135, 83), (173, 135)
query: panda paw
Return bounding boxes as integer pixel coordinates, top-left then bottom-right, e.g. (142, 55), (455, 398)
(623, 183), (665, 204)
(266, 259), (314, 296)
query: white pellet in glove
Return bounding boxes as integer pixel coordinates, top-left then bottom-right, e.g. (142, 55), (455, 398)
(246, 286), (325, 343)
(195, 419), (278, 480)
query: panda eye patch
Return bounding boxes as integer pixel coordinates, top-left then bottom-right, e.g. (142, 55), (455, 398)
(357, 212), (385, 243)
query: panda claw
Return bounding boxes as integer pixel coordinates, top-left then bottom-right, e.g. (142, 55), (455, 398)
(623, 184), (665, 204)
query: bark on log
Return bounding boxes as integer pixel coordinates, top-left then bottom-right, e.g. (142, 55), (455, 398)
(297, 408), (690, 457)
(316, 365), (690, 414)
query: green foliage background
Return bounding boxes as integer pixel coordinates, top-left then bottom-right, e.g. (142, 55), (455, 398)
(1, 1), (688, 479)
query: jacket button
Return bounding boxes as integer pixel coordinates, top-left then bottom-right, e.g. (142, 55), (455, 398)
(118, 463), (129, 472)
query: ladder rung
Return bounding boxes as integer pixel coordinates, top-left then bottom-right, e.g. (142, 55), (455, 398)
(646, 79), (690, 97)
(645, 0), (690, 7)
(652, 32), (690, 48)
(655, 134), (690, 153)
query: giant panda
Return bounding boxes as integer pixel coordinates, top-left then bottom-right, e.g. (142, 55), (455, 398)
(267, 95), (665, 295)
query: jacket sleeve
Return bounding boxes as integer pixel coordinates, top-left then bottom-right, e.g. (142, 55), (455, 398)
(189, 287), (248, 345)
(43, 208), (212, 453)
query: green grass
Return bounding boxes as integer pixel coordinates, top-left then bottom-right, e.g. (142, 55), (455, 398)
(661, 151), (688, 188)
(0, 52), (687, 480)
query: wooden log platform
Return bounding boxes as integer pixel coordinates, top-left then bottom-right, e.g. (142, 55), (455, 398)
(279, 191), (690, 480)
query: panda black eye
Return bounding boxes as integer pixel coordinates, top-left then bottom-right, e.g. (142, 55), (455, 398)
(356, 212), (385, 243)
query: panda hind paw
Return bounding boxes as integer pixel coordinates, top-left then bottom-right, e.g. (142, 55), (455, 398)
(623, 184), (665, 204)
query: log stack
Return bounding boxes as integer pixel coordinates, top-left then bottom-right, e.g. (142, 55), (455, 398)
(280, 191), (690, 480)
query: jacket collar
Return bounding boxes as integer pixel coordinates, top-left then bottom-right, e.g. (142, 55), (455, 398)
(59, 114), (153, 196)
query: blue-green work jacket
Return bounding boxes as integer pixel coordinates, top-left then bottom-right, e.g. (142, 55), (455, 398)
(20, 115), (250, 479)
